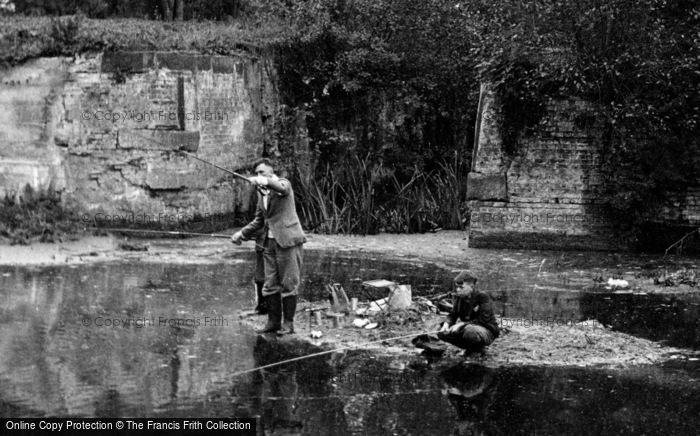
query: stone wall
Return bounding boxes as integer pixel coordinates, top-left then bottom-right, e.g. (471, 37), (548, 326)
(0, 58), (69, 198)
(468, 85), (620, 250)
(0, 51), (275, 228)
(468, 84), (700, 251)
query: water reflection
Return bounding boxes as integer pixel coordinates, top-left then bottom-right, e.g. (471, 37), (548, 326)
(302, 250), (453, 300)
(228, 353), (700, 435)
(0, 255), (453, 420)
(0, 253), (698, 435)
(440, 364), (496, 436)
(581, 292), (700, 348)
(0, 262), (256, 417)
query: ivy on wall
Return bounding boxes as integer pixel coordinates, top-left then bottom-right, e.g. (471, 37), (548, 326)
(2, 0), (698, 240)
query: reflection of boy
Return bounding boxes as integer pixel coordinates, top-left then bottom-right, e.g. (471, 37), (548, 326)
(438, 271), (499, 354)
(441, 364), (496, 435)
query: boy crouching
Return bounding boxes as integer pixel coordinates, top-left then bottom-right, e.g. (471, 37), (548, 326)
(438, 271), (499, 355)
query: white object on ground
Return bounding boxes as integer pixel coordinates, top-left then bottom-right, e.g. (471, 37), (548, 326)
(364, 322), (379, 330)
(368, 298), (388, 313)
(606, 278), (629, 288)
(388, 284), (412, 310)
(362, 279), (396, 288)
(309, 330), (323, 338)
(353, 318), (370, 328)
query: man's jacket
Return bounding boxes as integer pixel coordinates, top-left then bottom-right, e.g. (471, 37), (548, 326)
(240, 178), (307, 248)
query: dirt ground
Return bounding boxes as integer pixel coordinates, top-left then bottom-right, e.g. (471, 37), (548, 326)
(3, 230), (697, 294)
(2, 230), (698, 368)
(240, 302), (693, 369)
(0, 231), (469, 266)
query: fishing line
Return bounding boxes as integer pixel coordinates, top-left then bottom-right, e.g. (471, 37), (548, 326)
(228, 388), (445, 402)
(230, 330), (442, 379)
(90, 227), (264, 249)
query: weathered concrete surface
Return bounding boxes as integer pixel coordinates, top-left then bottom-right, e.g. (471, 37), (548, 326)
(0, 52), (274, 224)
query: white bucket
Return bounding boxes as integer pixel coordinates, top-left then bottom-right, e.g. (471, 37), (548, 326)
(388, 284), (412, 310)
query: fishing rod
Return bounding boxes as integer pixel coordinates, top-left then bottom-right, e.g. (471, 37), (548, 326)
(93, 227), (264, 249)
(91, 227), (232, 239)
(127, 130), (252, 183)
(180, 150), (250, 183)
(229, 329), (442, 378)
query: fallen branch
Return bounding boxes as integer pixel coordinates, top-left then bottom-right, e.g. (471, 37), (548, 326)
(663, 227), (700, 259)
(531, 259), (546, 292)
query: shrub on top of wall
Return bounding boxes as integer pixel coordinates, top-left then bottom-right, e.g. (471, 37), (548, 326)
(0, 15), (274, 66)
(457, 0), (700, 243)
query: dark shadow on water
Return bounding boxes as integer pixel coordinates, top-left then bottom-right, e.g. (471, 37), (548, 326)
(580, 292), (700, 348)
(302, 249), (454, 300)
(438, 362), (700, 436)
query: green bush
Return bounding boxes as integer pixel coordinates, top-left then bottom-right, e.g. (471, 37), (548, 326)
(268, 0), (698, 238)
(467, 0), (699, 241)
(0, 15), (277, 66)
(265, 1), (479, 233)
(0, 187), (84, 245)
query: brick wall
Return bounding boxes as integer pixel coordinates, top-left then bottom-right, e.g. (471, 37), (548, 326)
(468, 84), (700, 251)
(468, 85), (621, 250)
(0, 52), (274, 228)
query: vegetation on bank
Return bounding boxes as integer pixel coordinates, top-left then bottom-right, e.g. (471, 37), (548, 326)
(262, 0), (699, 242)
(1, 1), (698, 244)
(0, 188), (85, 245)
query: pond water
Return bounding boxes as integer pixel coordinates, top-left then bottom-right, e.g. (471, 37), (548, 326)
(0, 251), (698, 434)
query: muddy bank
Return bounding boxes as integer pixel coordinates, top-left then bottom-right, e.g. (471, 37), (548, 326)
(240, 305), (695, 369)
(0, 232), (469, 266)
(2, 231), (699, 295)
(0, 235), (118, 265)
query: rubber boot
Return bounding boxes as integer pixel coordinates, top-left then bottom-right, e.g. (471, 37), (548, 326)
(257, 293), (281, 333)
(277, 295), (297, 336)
(254, 281), (268, 314)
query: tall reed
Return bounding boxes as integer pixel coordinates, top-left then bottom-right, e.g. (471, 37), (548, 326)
(294, 152), (470, 234)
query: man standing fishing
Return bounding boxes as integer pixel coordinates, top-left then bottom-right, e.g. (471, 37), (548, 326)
(231, 158), (307, 335)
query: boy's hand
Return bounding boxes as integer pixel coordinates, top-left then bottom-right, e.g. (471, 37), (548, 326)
(449, 321), (466, 333)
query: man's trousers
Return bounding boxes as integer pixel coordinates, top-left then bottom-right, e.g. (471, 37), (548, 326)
(261, 237), (303, 297)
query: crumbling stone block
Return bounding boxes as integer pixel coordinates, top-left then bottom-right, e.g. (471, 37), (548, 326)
(156, 53), (211, 72)
(117, 129), (199, 152)
(101, 52), (155, 74)
(467, 173), (508, 201)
